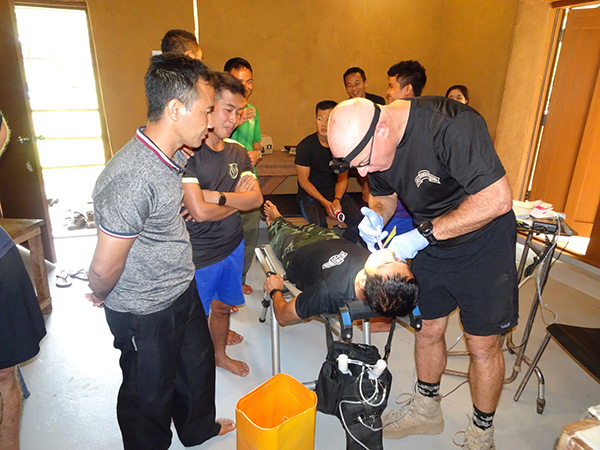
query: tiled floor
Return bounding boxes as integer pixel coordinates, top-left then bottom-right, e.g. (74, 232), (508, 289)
(17, 225), (600, 449)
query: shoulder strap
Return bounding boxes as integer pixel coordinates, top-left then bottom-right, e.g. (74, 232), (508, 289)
(325, 317), (335, 351)
(383, 320), (396, 361)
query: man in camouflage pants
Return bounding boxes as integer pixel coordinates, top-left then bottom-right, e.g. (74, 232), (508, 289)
(262, 201), (418, 325)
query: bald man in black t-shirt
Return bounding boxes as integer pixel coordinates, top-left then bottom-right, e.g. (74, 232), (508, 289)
(328, 97), (518, 448)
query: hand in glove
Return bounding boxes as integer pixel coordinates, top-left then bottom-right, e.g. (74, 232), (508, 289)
(358, 207), (389, 252)
(388, 228), (429, 260)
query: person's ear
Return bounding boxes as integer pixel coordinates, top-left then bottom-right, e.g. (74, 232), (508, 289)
(166, 98), (184, 121)
(358, 271), (367, 290)
(401, 84), (414, 98)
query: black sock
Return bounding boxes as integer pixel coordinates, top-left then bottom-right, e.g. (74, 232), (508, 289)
(417, 379), (440, 398)
(472, 405), (494, 430)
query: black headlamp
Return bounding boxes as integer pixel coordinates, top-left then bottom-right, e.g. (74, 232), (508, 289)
(329, 103), (381, 174)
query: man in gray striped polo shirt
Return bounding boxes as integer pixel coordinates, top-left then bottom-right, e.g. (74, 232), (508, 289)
(87, 55), (235, 450)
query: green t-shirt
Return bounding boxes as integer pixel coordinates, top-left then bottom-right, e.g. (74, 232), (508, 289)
(231, 103), (261, 152)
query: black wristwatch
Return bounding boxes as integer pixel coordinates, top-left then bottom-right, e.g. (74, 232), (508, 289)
(269, 288), (284, 299)
(417, 221), (438, 245)
(218, 192), (227, 206)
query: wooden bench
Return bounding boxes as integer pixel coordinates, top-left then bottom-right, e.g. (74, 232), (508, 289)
(0, 218), (52, 313)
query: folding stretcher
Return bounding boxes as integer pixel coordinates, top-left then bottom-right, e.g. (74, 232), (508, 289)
(254, 244), (421, 379)
(254, 244), (421, 449)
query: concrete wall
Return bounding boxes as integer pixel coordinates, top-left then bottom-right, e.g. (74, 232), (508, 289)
(437, 0), (519, 140)
(494, 1), (556, 197)
(87, 0), (195, 155)
(198, 0), (518, 147)
(85, 0), (520, 163)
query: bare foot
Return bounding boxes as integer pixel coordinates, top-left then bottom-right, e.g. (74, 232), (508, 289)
(217, 418), (236, 436)
(242, 283), (253, 295)
(263, 200), (282, 227)
(216, 355), (250, 377)
(227, 329), (244, 346)
(229, 305), (239, 314)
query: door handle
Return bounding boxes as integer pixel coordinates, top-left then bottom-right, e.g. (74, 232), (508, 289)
(17, 135), (45, 144)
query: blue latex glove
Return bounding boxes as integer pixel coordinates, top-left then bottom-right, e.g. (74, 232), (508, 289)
(358, 207), (389, 252)
(388, 228), (429, 260)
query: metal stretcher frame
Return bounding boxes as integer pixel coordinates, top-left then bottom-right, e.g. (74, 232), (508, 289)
(254, 244), (422, 380)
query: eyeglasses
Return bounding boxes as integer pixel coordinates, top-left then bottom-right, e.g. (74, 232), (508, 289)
(329, 103), (381, 175)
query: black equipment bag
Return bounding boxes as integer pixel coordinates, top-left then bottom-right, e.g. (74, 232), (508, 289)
(315, 320), (395, 450)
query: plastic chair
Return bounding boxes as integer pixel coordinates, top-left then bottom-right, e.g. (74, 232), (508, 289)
(514, 323), (600, 414)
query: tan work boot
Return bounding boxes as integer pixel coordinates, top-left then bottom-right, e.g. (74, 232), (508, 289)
(454, 420), (495, 450)
(382, 392), (444, 439)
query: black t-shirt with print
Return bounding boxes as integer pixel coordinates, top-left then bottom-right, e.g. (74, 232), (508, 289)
(286, 239), (369, 319)
(183, 140), (252, 268)
(368, 96), (506, 245)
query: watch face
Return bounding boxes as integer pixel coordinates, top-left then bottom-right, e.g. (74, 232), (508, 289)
(418, 222), (432, 236)
(418, 221), (437, 244)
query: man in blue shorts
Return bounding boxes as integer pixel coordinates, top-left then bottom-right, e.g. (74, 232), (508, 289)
(182, 72), (263, 377)
(329, 97), (518, 449)
(225, 57), (262, 295)
(87, 55), (235, 449)
(0, 112), (46, 449)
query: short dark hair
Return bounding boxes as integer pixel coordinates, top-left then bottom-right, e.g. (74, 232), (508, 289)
(145, 54), (213, 122)
(343, 67), (366, 82)
(315, 100), (337, 115)
(224, 57), (253, 74)
(445, 84), (469, 102)
(387, 60), (427, 96)
(213, 71), (245, 99)
(160, 29), (200, 55)
(363, 273), (419, 318)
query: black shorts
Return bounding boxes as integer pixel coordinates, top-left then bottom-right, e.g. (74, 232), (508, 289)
(411, 211), (519, 336)
(0, 246), (47, 369)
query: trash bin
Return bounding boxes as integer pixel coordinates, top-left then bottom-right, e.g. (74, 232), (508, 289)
(236, 373), (317, 450)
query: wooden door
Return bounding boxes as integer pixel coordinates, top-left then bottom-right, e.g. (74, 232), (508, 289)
(0, 0), (55, 262)
(529, 8), (600, 238)
(564, 68), (600, 238)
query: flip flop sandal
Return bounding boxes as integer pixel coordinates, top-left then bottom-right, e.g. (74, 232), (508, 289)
(69, 269), (89, 281)
(56, 271), (73, 288)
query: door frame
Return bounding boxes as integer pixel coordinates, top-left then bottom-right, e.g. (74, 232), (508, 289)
(0, 0), (55, 261)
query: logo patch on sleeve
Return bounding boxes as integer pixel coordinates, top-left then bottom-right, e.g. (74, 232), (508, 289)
(414, 170), (441, 188)
(228, 163), (239, 179)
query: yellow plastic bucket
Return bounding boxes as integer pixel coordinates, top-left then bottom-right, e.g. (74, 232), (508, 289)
(236, 373), (317, 450)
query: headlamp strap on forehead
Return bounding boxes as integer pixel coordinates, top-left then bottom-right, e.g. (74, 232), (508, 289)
(343, 103), (381, 164)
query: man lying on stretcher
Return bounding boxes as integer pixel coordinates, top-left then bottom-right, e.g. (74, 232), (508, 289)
(262, 200), (419, 325)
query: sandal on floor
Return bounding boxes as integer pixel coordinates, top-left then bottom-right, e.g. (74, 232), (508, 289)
(67, 212), (87, 231)
(56, 271), (73, 288)
(69, 269), (89, 281)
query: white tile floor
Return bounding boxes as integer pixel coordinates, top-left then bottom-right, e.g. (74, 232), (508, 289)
(17, 225), (600, 449)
